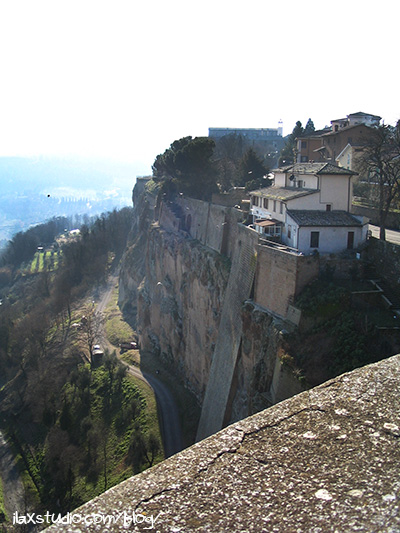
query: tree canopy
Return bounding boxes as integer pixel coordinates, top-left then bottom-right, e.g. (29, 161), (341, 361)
(278, 121), (305, 165)
(152, 136), (218, 200)
(304, 118), (315, 135)
(237, 148), (271, 190)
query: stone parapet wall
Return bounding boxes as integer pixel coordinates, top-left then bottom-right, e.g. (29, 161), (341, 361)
(157, 202), (182, 235)
(253, 244), (319, 318)
(48, 354), (400, 533)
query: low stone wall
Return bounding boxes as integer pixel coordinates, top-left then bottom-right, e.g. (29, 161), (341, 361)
(253, 244), (319, 318)
(319, 253), (363, 281)
(175, 197), (245, 260)
(211, 188), (248, 207)
(48, 354), (400, 533)
(352, 204), (400, 230)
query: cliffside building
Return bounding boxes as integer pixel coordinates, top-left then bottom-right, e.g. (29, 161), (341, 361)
(295, 112), (381, 179)
(249, 162), (369, 254)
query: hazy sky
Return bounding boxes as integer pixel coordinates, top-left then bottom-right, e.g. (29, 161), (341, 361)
(0, 0), (398, 175)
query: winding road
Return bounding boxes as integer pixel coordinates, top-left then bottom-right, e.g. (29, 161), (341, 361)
(96, 274), (183, 458)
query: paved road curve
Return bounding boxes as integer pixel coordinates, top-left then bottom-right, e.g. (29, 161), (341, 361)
(128, 367), (183, 457)
(97, 275), (183, 459)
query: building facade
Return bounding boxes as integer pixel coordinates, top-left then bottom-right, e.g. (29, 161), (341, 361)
(296, 112), (381, 173)
(249, 162), (368, 254)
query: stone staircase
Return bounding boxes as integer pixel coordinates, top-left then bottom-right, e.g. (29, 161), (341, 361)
(374, 280), (400, 313)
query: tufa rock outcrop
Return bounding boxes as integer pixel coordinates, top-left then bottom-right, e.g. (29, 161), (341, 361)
(118, 182), (303, 426)
(137, 225), (230, 400)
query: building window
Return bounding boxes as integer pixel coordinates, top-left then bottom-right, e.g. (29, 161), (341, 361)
(301, 141), (307, 149)
(300, 156), (308, 162)
(280, 202), (283, 214)
(252, 196), (259, 206)
(288, 225), (292, 239)
(273, 200), (277, 212)
(310, 231), (319, 248)
(326, 204), (332, 211)
(265, 225), (281, 237)
(297, 180), (303, 188)
(263, 197), (268, 209)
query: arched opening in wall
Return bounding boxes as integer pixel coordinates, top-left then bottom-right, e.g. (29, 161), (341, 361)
(186, 214), (192, 233)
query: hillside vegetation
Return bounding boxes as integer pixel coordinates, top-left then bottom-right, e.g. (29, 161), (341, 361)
(284, 279), (400, 386)
(0, 207), (163, 521)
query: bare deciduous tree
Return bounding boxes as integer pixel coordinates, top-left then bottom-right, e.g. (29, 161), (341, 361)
(78, 306), (104, 366)
(359, 122), (400, 240)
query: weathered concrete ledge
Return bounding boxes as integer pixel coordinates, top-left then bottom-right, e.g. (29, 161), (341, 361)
(48, 355), (400, 532)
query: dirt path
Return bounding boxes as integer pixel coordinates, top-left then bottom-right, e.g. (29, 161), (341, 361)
(97, 274), (183, 458)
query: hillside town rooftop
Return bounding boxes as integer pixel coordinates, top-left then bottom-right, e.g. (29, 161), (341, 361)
(250, 186), (317, 201)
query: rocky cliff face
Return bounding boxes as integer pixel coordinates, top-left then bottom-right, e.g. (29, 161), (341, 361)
(119, 185), (303, 419)
(137, 225), (230, 400)
(118, 192), (151, 327)
(227, 301), (305, 424)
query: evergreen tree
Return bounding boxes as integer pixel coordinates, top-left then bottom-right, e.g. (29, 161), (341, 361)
(237, 148), (270, 190)
(152, 137), (218, 200)
(304, 118), (315, 135)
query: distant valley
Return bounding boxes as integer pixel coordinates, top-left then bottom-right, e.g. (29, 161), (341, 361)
(0, 156), (145, 245)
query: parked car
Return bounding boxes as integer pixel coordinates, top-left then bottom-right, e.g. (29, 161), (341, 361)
(119, 341), (138, 351)
(92, 344), (104, 356)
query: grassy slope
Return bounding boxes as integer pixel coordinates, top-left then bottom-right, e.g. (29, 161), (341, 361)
(104, 282), (200, 448)
(0, 477), (6, 522)
(103, 283), (162, 442)
(0, 276), (165, 516)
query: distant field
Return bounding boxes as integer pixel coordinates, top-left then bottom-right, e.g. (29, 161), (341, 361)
(29, 250), (60, 273)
